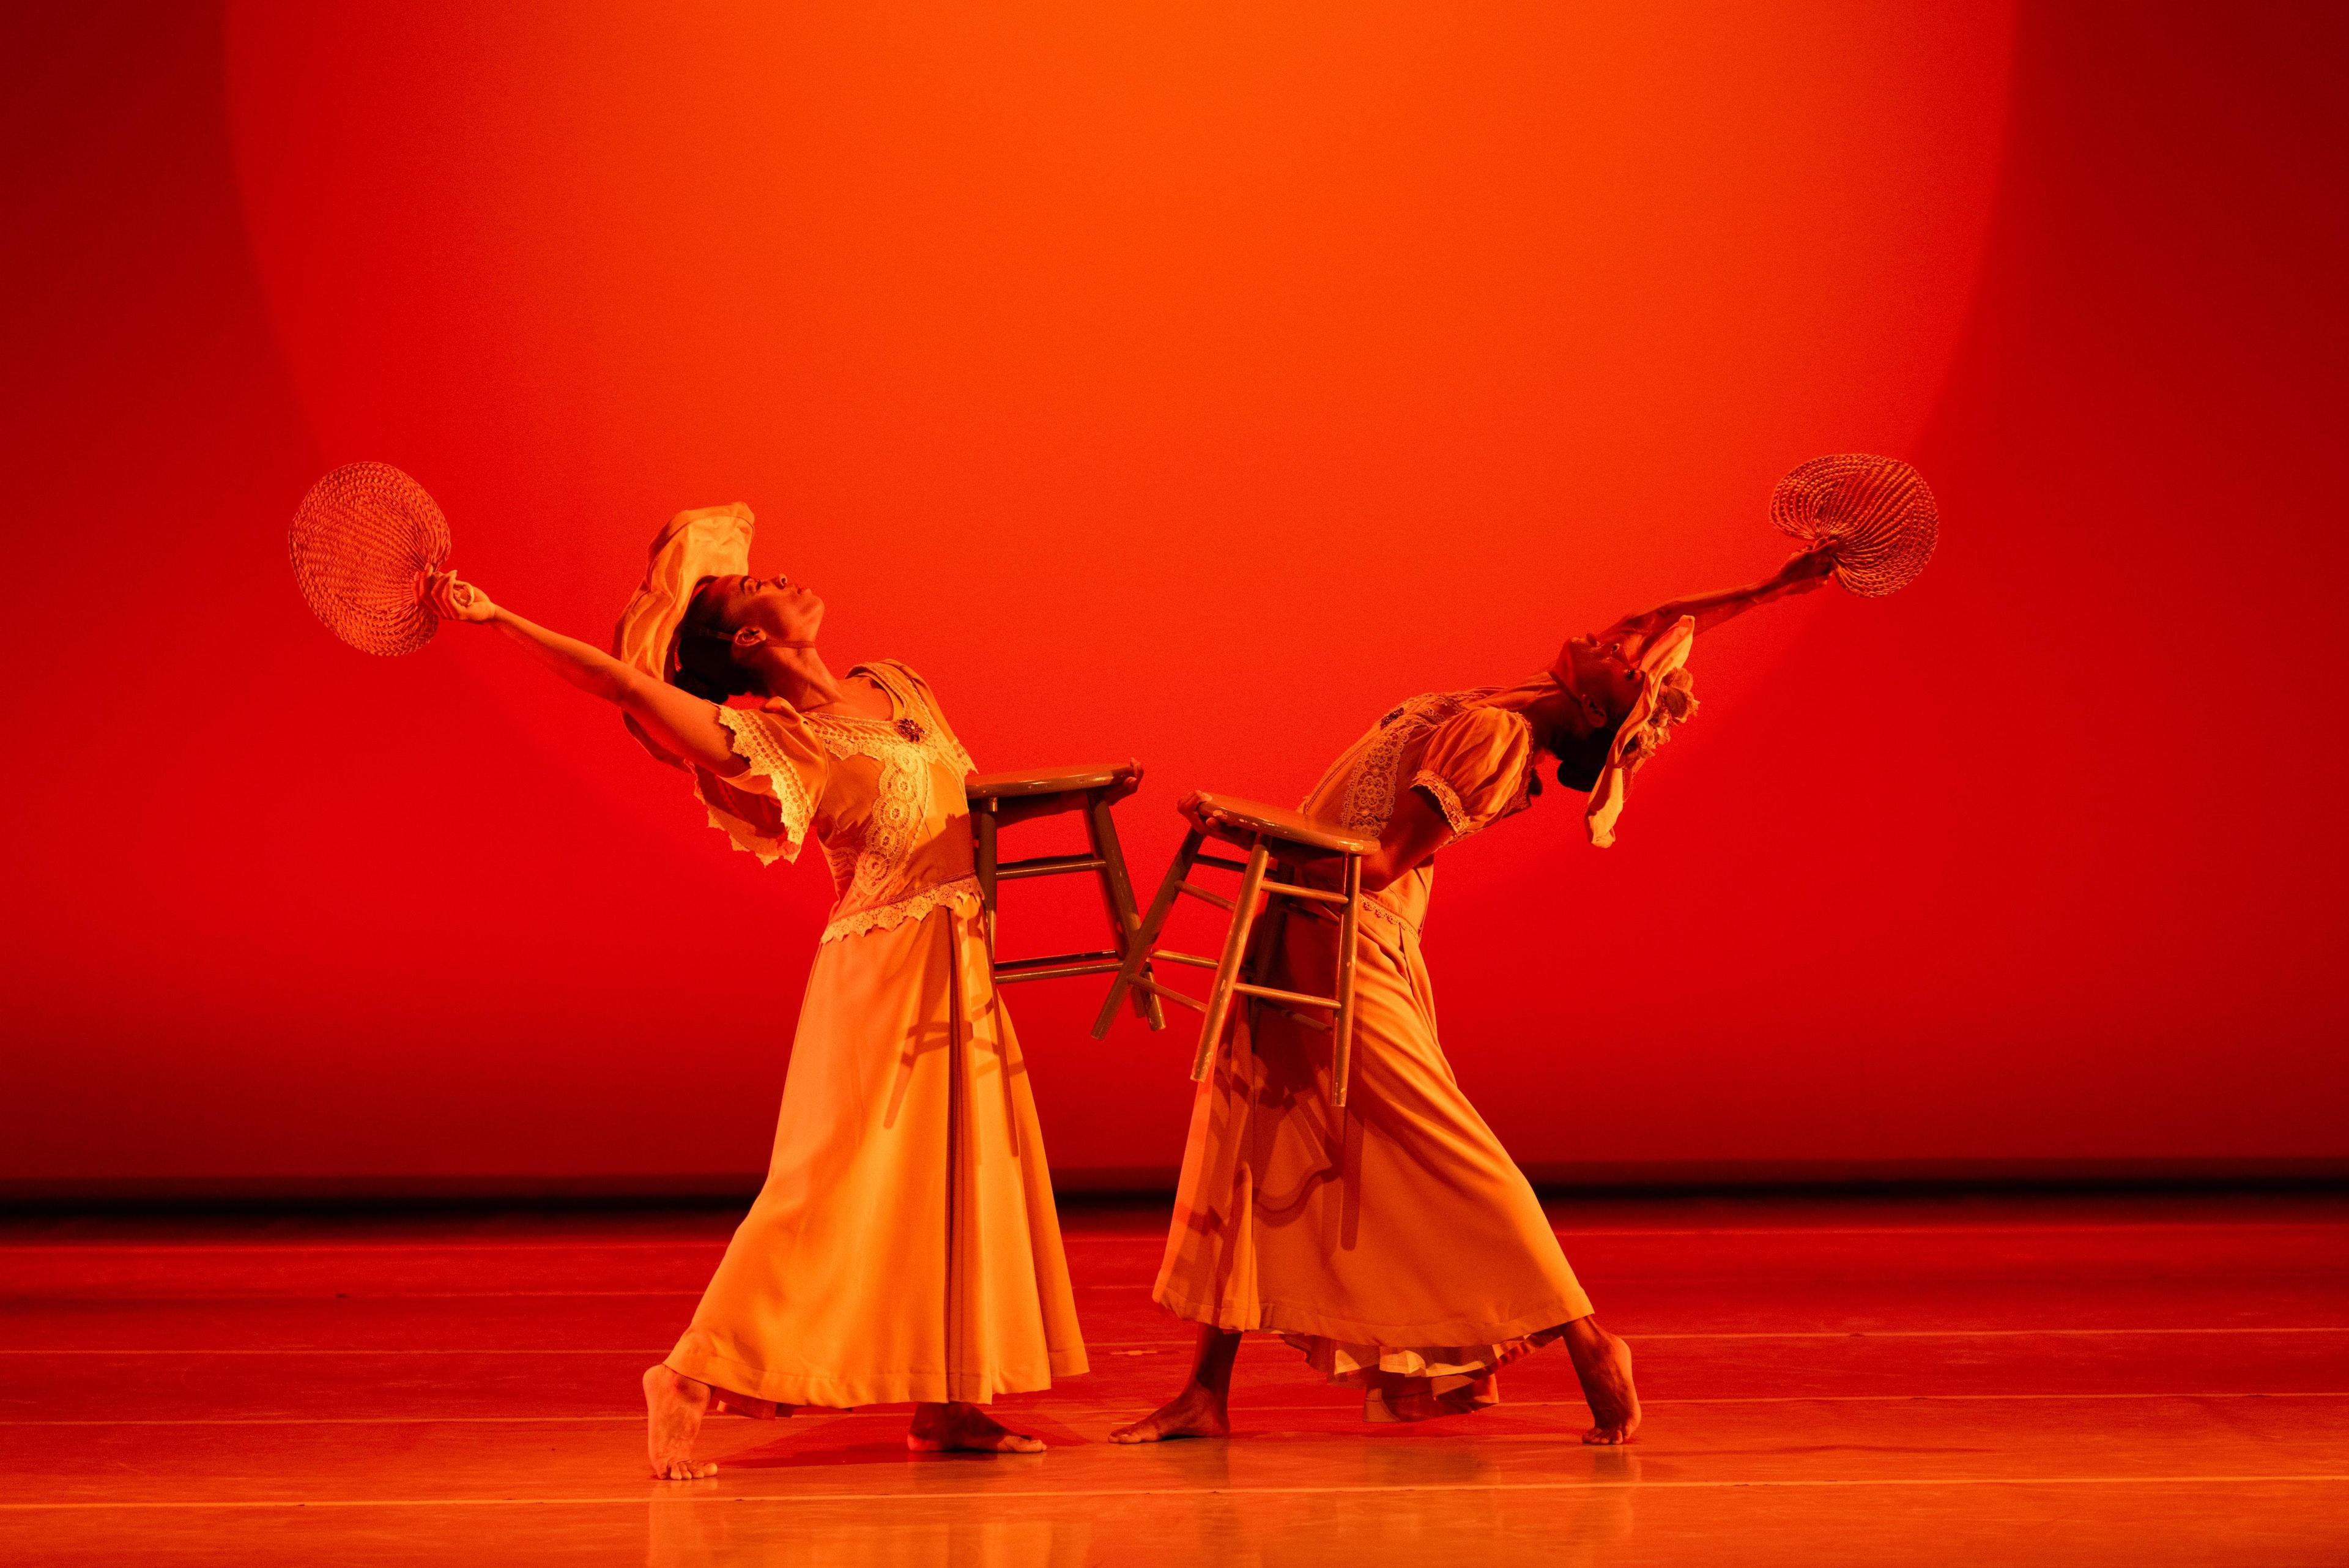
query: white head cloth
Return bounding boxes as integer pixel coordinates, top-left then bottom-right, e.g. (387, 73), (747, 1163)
(609, 503), (755, 765)
(1584, 615), (1698, 848)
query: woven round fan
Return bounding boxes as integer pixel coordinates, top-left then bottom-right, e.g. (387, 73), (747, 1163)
(1770, 454), (1938, 597)
(288, 462), (452, 655)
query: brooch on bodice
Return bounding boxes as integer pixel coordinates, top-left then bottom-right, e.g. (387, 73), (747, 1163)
(896, 717), (927, 744)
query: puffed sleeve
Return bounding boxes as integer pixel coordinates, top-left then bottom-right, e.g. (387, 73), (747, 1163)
(694, 705), (828, 866)
(1408, 707), (1538, 841)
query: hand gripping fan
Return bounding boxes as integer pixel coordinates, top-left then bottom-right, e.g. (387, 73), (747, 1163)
(288, 462), (453, 654)
(1770, 453), (1939, 597)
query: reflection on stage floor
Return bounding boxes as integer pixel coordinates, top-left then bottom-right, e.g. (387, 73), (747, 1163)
(3, 1193), (2346, 1566)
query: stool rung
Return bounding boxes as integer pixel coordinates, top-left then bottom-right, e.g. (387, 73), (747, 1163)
(1176, 882), (1235, 912)
(1234, 979), (1340, 1011)
(1262, 877), (1347, 907)
(1195, 853), (1252, 873)
(996, 950), (1123, 982)
(1149, 949), (1219, 970)
(1134, 976), (1208, 1014)
(997, 853), (1107, 882)
(1270, 1005), (1332, 1034)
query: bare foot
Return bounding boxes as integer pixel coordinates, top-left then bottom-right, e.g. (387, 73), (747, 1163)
(906, 1401), (1045, 1454)
(1109, 1381), (1232, 1444)
(1564, 1321), (1641, 1445)
(643, 1365), (718, 1480)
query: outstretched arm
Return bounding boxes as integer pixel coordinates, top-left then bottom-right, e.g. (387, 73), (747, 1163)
(1608, 546), (1836, 653)
(425, 574), (747, 776)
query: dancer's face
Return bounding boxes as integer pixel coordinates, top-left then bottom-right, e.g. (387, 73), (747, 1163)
(1544, 634), (1644, 739)
(714, 571), (825, 645)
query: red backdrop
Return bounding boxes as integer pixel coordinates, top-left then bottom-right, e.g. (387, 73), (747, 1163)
(3, 2), (2343, 1194)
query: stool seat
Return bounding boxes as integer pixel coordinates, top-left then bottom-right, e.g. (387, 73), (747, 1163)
(1181, 790), (1378, 857)
(970, 760), (1141, 798)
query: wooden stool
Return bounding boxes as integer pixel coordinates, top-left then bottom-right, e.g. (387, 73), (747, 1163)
(967, 761), (1163, 1029)
(1090, 791), (1376, 1105)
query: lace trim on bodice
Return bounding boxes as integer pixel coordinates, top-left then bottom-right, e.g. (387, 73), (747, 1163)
(705, 663), (978, 931)
(804, 663), (973, 925)
(1313, 689), (1485, 834)
(821, 874), (982, 944)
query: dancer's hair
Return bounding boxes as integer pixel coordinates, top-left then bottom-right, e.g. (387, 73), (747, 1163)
(1553, 723), (1621, 793)
(674, 579), (759, 703)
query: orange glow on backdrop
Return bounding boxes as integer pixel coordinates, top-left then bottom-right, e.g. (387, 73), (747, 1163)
(2, 3), (2343, 1189)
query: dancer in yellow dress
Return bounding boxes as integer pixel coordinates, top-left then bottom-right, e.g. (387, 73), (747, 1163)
(1112, 545), (1836, 1446)
(425, 504), (1095, 1476)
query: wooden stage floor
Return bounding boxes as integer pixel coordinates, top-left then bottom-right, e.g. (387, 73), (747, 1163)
(3, 1193), (2346, 1564)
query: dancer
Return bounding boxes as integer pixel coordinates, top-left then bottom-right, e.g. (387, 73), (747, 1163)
(1111, 544), (1837, 1446)
(423, 503), (1096, 1476)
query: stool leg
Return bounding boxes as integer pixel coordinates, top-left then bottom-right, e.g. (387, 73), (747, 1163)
(1234, 888), (1291, 1053)
(1331, 851), (1363, 1109)
(1091, 825), (1203, 1040)
(1085, 793), (1165, 1031)
(1193, 838), (1271, 1083)
(973, 796), (1001, 967)
(1241, 864), (1293, 990)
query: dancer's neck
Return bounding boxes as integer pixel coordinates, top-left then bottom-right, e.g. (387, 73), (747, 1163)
(1485, 670), (1594, 755)
(755, 645), (853, 713)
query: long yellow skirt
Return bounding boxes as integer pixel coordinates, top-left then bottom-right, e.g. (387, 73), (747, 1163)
(1154, 904), (1592, 1420)
(666, 896), (1088, 1408)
